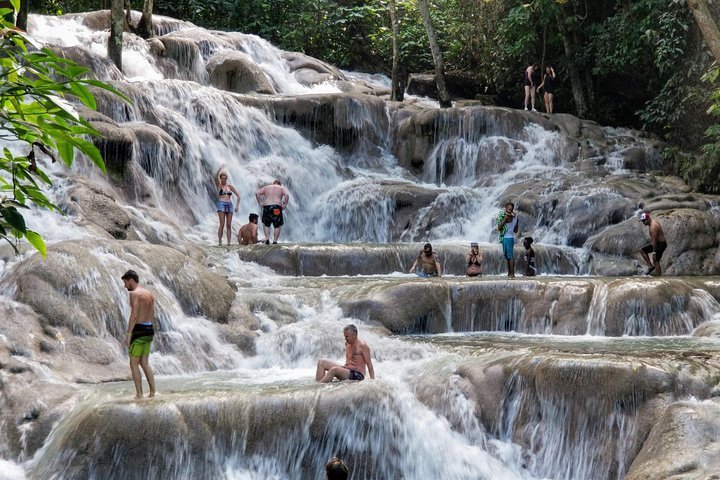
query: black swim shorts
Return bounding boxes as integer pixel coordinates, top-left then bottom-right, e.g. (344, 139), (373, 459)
(641, 241), (667, 261)
(348, 369), (364, 381)
(262, 204), (284, 228)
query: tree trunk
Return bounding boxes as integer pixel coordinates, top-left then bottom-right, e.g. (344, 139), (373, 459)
(389, 0), (403, 101)
(109, 0), (124, 70)
(17, 0), (28, 31)
(687, 0), (720, 63)
(124, 0), (132, 26)
(416, 0), (451, 108)
(555, 9), (587, 117)
(137, 0), (153, 38)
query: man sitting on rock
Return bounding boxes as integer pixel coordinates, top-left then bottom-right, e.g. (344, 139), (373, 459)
(640, 211), (667, 276)
(316, 324), (375, 383)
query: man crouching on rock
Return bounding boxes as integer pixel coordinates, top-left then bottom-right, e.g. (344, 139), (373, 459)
(122, 270), (157, 399)
(316, 324), (375, 383)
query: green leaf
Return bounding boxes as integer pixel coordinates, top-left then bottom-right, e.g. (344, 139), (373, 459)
(1, 206), (27, 233)
(24, 230), (47, 258)
(9, 0), (19, 13)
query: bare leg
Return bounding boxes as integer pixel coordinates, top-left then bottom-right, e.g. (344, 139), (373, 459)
(321, 366), (351, 383)
(140, 355), (156, 397)
(217, 212), (226, 244)
(531, 87), (537, 110)
(640, 250), (652, 267)
(273, 226), (281, 243)
(316, 359), (341, 381)
(263, 225), (270, 243)
(225, 213), (233, 245)
(129, 356), (143, 399)
(508, 259), (515, 278)
(548, 93), (554, 114)
(654, 263), (662, 276)
(524, 85), (531, 109)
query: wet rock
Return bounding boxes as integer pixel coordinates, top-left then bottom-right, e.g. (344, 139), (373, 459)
(282, 51), (345, 80)
(65, 179), (141, 241)
(206, 50), (275, 94)
(626, 400), (720, 480)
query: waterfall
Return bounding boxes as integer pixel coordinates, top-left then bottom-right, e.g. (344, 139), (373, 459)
(1, 11), (719, 480)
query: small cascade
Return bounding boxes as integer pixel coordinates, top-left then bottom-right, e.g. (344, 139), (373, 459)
(585, 281), (609, 335)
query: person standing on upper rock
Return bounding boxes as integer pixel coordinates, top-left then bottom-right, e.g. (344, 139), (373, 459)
(255, 179), (290, 244)
(497, 202), (520, 278)
(316, 324), (375, 383)
(640, 212), (667, 276)
(537, 65), (557, 114)
(523, 64), (540, 112)
(121, 270), (156, 399)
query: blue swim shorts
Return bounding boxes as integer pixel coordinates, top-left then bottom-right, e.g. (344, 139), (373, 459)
(502, 237), (515, 260)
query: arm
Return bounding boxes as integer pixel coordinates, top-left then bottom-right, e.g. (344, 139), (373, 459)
(434, 254), (442, 276)
(409, 256), (418, 274)
(281, 187), (290, 209)
(255, 186), (265, 206)
(230, 185), (241, 212)
(124, 291), (139, 347)
(362, 344), (375, 380)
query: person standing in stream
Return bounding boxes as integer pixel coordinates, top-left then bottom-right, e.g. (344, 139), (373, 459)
(255, 180), (290, 244)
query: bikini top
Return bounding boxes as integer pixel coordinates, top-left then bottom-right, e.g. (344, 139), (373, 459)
(218, 187), (232, 196)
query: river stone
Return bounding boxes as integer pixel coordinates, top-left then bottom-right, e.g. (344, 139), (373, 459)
(65, 179), (140, 241)
(90, 120), (136, 179)
(625, 399), (720, 480)
(206, 50), (275, 94)
(282, 51), (345, 80)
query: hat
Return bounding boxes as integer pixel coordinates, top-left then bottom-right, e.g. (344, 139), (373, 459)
(640, 212), (649, 221)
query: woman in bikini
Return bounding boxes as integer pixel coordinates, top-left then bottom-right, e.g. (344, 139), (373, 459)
(215, 168), (240, 245)
(466, 242), (483, 277)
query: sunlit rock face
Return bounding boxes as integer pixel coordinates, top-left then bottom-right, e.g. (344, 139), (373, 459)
(625, 399), (720, 479)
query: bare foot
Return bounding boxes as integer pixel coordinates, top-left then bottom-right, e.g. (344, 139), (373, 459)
(148, 391), (156, 398)
(134, 394), (143, 400)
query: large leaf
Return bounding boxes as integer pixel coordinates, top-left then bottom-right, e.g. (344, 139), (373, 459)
(1, 205), (27, 233)
(24, 230), (47, 258)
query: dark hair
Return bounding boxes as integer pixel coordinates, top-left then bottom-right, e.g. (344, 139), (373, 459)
(343, 324), (358, 335)
(505, 202), (514, 209)
(121, 270), (139, 282)
(249, 213), (259, 222)
(273, 179), (281, 185)
(423, 243), (432, 249)
(524, 237), (534, 245)
(325, 457), (348, 480)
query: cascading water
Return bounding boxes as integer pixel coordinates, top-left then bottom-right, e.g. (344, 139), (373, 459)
(1, 11), (720, 480)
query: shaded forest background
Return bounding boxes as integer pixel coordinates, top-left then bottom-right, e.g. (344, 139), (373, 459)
(28, 0), (720, 192)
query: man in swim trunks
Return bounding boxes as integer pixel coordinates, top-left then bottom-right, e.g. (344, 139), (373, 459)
(238, 213), (259, 245)
(255, 179), (290, 244)
(409, 243), (442, 277)
(316, 324), (375, 383)
(121, 269), (156, 399)
(639, 212), (668, 276)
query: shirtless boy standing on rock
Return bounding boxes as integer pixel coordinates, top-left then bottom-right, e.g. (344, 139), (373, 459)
(122, 270), (156, 399)
(316, 324), (375, 383)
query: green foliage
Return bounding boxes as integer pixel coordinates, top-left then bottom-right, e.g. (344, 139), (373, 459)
(0, 9), (124, 256)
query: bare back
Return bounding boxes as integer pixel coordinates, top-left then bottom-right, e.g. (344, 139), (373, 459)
(256, 184), (289, 207)
(649, 219), (666, 244)
(130, 286), (155, 325)
(239, 223), (258, 245)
